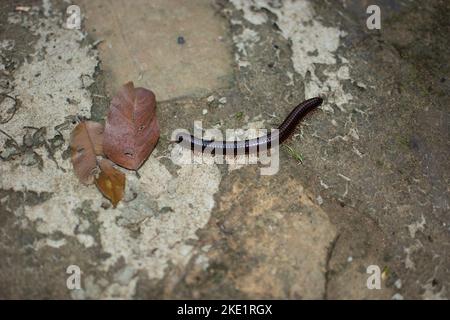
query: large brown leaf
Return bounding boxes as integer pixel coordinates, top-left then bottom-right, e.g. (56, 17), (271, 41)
(103, 82), (159, 170)
(70, 121), (104, 185)
(95, 159), (125, 208)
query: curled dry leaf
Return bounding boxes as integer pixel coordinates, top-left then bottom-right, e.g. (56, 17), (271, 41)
(104, 82), (159, 170)
(95, 159), (125, 208)
(70, 121), (104, 185)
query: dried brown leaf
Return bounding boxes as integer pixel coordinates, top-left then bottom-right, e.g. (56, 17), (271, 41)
(70, 121), (104, 185)
(95, 159), (125, 208)
(103, 82), (159, 170)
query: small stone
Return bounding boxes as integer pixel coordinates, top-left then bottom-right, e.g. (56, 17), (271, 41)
(355, 81), (367, 89)
(394, 279), (402, 289)
(101, 201), (111, 209)
(206, 95), (215, 103)
(219, 97), (227, 104)
(391, 293), (404, 300)
(177, 36), (185, 45)
(316, 195), (323, 205)
(347, 256), (353, 263)
(202, 109), (208, 115)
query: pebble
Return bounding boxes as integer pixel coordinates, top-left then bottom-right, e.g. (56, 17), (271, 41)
(202, 109), (208, 115)
(219, 97), (227, 104)
(177, 36), (185, 45)
(316, 195), (323, 205)
(391, 293), (404, 300)
(356, 81), (367, 89)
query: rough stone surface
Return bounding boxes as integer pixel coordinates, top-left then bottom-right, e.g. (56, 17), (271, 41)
(77, 0), (234, 101)
(0, 0), (449, 299)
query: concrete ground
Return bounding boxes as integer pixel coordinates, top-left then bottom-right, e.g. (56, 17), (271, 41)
(0, 0), (448, 299)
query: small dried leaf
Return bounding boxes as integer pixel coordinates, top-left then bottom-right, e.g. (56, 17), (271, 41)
(104, 82), (159, 170)
(70, 121), (104, 185)
(95, 159), (125, 208)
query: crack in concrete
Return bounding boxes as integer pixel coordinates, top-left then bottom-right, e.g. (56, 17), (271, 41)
(323, 233), (341, 300)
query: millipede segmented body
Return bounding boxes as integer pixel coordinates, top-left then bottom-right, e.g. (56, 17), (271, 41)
(175, 97), (323, 155)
